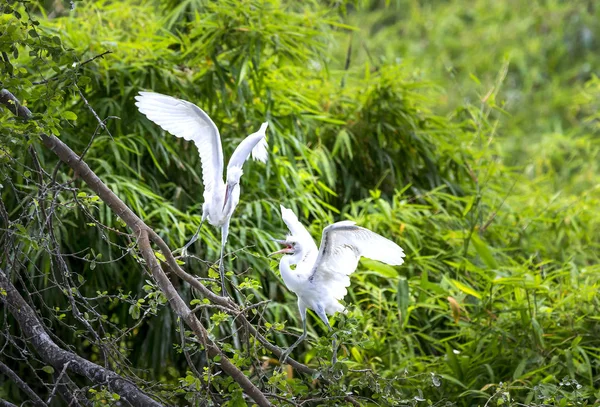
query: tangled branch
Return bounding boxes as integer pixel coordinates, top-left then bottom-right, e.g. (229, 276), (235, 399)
(0, 88), (272, 406)
(0, 268), (162, 407)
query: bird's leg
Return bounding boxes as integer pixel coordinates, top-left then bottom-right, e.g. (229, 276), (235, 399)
(280, 300), (307, 364)
(280, 316), (307, 364)
(177, 218), (204, 257)
(326, 323), (338, 365)
(218, 222), (230, 297)
(315, 306), (337, 365)
(331, 331), (338, 366)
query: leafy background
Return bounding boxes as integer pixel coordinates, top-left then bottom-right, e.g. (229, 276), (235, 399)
(1, 0), (599, 405)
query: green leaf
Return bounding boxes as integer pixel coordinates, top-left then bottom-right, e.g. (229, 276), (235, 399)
(228, 389), (247, 407)
(444, 345), (464, 380)
(471, 234), (498, 269)
(42, 366), (55, 374)
(531, 318), (545, 349)
(361, 258), (398, 278)
(450, 279), (482, 299)
(397, 278), (409, 326)
(469, 72), (481, 85)
(462, 196), (475, 217)
(129, 304), (140, 320)
(350, 346), (363, 363)
(62, 111), (78, 121)
(513, 358), (527, 379)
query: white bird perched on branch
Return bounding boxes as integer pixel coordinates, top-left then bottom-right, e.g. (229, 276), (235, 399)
(135, 91), (269, 295)
(271, 205), (405, 364)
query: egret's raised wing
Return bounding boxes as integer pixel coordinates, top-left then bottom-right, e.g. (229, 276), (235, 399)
(309, 221), (405, 300)
(227, 122), (269, 175)
(280, 205), (318, 255)
(135, 91), (224, 193)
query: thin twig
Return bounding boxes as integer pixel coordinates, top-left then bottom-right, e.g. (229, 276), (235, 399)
(32, 51), (113, 85)
(46, 361), (71, 405)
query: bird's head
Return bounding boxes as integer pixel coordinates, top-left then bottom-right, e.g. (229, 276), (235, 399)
(270, 239), (296, 255)
(269, 237), (305, 264)
(226, 167), (243, 185)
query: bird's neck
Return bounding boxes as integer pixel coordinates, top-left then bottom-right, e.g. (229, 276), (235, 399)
(222, 184), (240, 214)
(279, 254), (310, 292)
(279, 256), (297, 291)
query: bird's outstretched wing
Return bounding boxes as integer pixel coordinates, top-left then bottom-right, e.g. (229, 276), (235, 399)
(227, 122), (269, 174)
(135, 92), (224, 194)
(309, 221), (405, 300)
(280, 205), (318, 256)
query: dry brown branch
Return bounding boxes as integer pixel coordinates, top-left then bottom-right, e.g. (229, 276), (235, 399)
(139, 231), (271, 406)
(146, 230), (315, 374)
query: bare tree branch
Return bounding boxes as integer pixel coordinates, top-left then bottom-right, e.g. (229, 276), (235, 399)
(49, 369), (92, 407)
(0, 361), (47, 407)
(0, 268), (163, 407)
(46, 361), (70, 405)
(0, 399), (18, 407)
(0, 89), (34, 118)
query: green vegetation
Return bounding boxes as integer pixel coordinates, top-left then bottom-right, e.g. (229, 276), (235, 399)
(1, 0), (599, 405)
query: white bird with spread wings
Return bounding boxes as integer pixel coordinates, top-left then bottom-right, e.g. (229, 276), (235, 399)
(135, 91), (268, 295)
(271, 205), (405, 364)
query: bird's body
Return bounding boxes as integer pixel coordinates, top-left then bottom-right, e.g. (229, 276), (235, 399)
(272, 205), (405, 363)
(135, 91), (268, 294)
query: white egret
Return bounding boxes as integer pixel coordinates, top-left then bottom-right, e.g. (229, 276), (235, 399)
(135, 91), (268, 295)
(271, 205), (405, 364)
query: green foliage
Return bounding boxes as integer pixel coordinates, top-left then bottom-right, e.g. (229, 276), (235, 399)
(1, 0), (599, 405)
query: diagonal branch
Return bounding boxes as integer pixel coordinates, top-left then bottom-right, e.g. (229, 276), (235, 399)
(146, 230), (315, 375)
(139, 231), (271, 406)
(0, 361), (47, 407)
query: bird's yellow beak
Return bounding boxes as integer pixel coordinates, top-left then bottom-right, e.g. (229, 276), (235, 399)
(269, 239), (293, 256)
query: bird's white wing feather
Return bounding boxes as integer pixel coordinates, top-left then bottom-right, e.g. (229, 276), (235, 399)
(280, 205), (318, 255)
(310, 221), (405, 300)
(227, 122), (269, 173)
(135, 91), (224, 194)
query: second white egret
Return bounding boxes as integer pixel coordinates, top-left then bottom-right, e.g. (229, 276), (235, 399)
(135, 91), (268, 295)
(271, 205), (405, 364)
